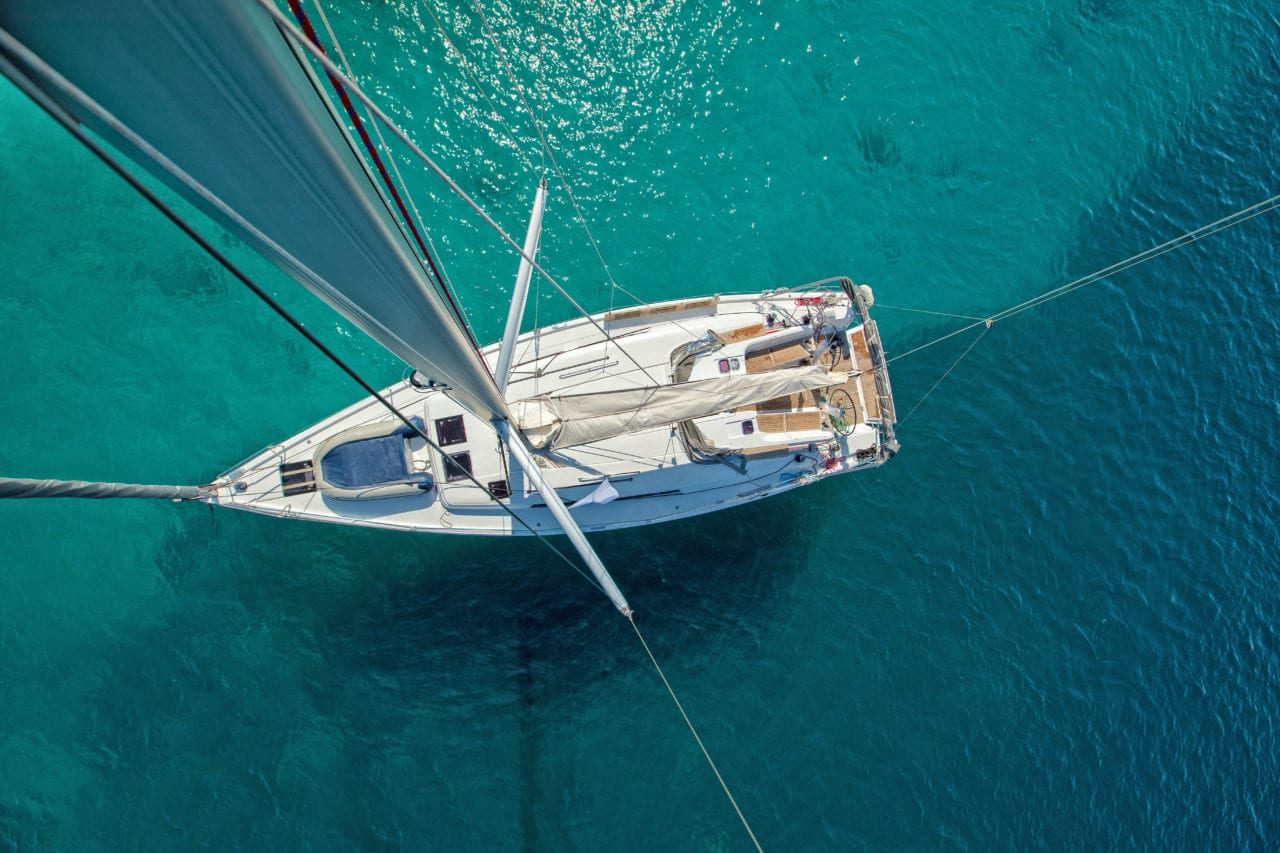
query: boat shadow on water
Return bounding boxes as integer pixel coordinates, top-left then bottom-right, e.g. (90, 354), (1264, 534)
(219, 485), (824, 683)
(66, 488), (835, 843)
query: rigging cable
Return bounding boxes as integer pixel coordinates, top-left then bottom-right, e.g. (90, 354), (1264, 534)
(259, 0), (664, 386)
(896, 323), (991, 426)
(875, 304), (988, 322)
(285, 0), (483, 356)
(876, 192), (1280, 428)
(886, 191), (1280, 366)
(311, 0), (468, 314)
(463, 0), (706, 344)
(415, 0), (538, 175)
(630, 619), (766, 853)
(535, 0), (547, 178)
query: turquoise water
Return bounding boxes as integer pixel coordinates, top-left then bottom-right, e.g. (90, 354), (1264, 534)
(2, 0), (1278, 848)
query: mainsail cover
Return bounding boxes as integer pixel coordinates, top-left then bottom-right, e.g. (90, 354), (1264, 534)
(513, 365), (846, 449)
(0, 0), (509, 421)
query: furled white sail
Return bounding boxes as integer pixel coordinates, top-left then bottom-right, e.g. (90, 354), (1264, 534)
(0, 0), (508, 421)
(513, 366), (845, 449)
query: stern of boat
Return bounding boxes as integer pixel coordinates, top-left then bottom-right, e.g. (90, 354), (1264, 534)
(841, 277), (900, 461)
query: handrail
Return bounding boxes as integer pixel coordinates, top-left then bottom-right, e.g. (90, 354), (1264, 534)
(843, 278), (900, 456)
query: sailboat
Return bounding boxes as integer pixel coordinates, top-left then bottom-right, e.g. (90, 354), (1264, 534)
(0, 0), (897, 608)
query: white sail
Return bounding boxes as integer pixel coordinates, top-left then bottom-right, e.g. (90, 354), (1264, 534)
(513, 365), (846, 449)
(0, 0), (508, 421)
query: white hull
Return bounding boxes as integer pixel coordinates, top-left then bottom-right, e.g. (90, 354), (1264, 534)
(207, 279), (898, 536)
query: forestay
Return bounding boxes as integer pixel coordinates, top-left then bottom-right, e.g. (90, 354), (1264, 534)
(0, 0), (509, 421)
(513, 365), (845, 449)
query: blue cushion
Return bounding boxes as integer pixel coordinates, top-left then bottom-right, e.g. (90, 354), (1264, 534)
(320, 435), (410, 489)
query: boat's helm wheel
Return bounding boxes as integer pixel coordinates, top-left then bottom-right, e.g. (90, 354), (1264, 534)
(827, 388), (856, 436)
(818, 334), (844, 369)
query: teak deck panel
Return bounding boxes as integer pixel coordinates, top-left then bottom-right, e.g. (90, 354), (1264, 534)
(849, 328), (881, 420)
(754, 413), (786, 433)
(754, 411), (823, 434)
(746, 342), (810, 374)
(784, 412), (822, 431)
(755, 390), (822, 412)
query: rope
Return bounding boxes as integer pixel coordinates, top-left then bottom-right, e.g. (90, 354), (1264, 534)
(876, 304), (987, 322)
(897, 323), (990, 426)
(993, 193), (1280, 323)
(886, 191), (1280, 366)
(535, 0), (547, 178)
(628, 616), (765, 853)
(258, 0), (662, 385)
(467, 0), (608, 277)
(466, 0), (620, 326)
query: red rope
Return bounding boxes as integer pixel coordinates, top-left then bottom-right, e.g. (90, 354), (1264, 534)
(286, 0), (482, 354)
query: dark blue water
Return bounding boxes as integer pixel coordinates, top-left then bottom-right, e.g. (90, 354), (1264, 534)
(2, 1), (1278, 848)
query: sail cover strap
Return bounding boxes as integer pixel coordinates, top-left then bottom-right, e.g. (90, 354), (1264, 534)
(513, 365), (846, 449)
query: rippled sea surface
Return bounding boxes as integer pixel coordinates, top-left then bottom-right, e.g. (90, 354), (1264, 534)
(2, 1), (1278, 849)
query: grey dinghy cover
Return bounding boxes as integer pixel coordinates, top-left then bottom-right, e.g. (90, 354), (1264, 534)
(513, 365), (846, 449)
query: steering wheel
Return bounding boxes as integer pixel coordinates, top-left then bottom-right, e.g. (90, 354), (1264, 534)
(827, 388), (856, 436)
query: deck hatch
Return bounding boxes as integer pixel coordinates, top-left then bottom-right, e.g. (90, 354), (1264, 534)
(279, 460), (317, 497)
(443, 451), (473, 482)
(434, 415), (467, 446)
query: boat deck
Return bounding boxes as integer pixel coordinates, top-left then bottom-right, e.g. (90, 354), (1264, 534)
(210, 284), (897, 535)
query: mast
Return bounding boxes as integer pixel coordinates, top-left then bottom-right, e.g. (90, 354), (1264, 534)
(495, 179), (548, 394)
